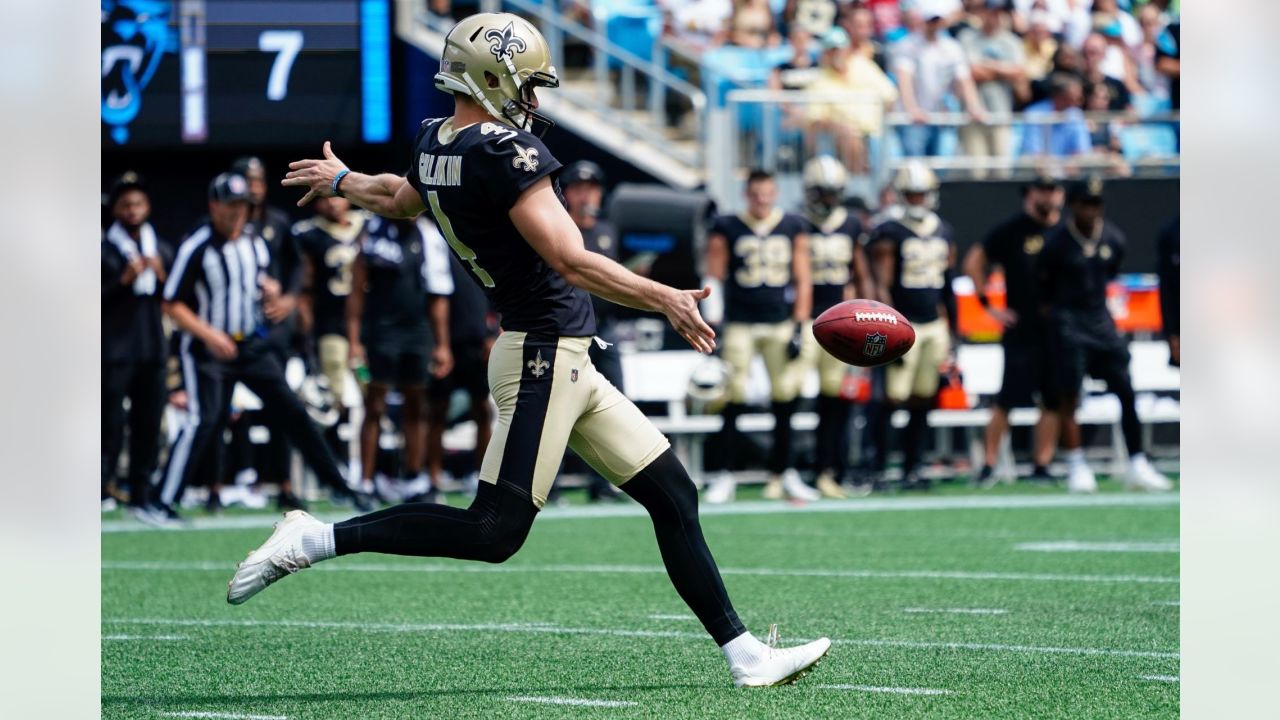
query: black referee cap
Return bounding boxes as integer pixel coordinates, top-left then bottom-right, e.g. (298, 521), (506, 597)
(209, 172), (252, 203)
(1067, 176), (1105, 204)
(107, 171), (147, 207)
(1023, 173), (1062, 194)
(561, 160), (606, 188)
(231, 156), (265, 179)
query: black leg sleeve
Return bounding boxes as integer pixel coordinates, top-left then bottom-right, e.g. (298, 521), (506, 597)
(621, 448), (747, 645)
(102, 362), (131, 491)
(901, 407), (931, 478)
(124, 361), (166, 506)
(815, 395), (851, 476)
(768, 400), (797, 474)
(718, 402), (746, 472)
(334, 481), (536, 563)
(240, 356), (348, 493)
(1108, 374), (1144, 456)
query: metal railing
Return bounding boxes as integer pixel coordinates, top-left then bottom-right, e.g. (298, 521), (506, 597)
(414, 0), (706, 168)
(711, 88), (1179, 209)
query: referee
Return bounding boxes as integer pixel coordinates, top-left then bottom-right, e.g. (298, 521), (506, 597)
(154, 172), (371, 519)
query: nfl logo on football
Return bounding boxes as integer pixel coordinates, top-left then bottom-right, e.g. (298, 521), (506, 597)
(864, 332), (887, 358)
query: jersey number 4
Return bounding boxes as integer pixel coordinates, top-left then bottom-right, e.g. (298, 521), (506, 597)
(426, 191), (495, 288)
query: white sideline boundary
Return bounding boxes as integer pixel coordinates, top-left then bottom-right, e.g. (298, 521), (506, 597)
(1138, 675), (1179, 683)
(160, 713), (288, 720)
(819, 684), (952, 696)
(103, 634), (188, 641)
(100, 493), (1179, 533)
(101, 560), (1179, 585)
(903, 608), (1009, 615)
(1015, 541), (1180, 553)
(104, 617), (1179, 660)
(507, 696), (638, 708)
(648, 613), (696, 621)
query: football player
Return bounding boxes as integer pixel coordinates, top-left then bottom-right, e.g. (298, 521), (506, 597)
(702, 170), (818, 504)
(794, 156), (873, 498)
(963, 176), (1064, 486)
(346, 215), (453, 502)
(246, 13), (830, 687)
(868, 161), (957, 491)
(1038, 178), (1171, 493)
(294, 196), (366, 507)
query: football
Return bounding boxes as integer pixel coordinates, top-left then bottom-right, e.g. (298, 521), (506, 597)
(812, 299), (915, 367)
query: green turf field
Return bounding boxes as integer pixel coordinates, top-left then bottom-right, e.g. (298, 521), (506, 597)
(102, 482), (1179, 719)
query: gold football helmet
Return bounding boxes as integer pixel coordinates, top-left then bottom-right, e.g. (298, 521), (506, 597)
(434, 13), (560, 135)
(802, 155), (848, 220)
(891, 160), (939, 220)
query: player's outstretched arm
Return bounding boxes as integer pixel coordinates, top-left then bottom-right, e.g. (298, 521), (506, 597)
(511, 177), (717, 354)
(282, 142), (426, 219)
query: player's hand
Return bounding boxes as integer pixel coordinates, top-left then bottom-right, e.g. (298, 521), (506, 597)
(662, 286), (717, 354)
(264, 293), (297, 323)
(987, 307), (1018, 329)
(348, 341), (366, 365)
(121, 257), (146, 285)
(204, 330), (238, 361)
(168, 390), (188, 410)
(787, 321), (804, 359)
(431, 344), (454, 379)
(260, 276), (283, 301)
(282, 141), (348, 207)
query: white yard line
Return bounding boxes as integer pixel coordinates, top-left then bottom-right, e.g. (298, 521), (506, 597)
(647, 613), (696, 621)
(1138, 674), (1179, 683)
(158, 707), (289, 712)
(102, 634), (188, 641)
(1151, 600), (1180, 606)
(902, 608), (1009, 615)
(105, 617), (1179, 660)
(101, 560), (1179, 585)
(101, 493), (1178, 533)
(506, 696), (638, 708)
(1015, 541), (1180, 553)
(819, 684), (952, 696)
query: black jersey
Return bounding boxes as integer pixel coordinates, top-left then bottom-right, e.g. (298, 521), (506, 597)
(406, 117), (596, 337)
(712, 209), (808, 324)
(1156, 218), (1179, 339)
(102, 226), (173, 364)
(803, 207), (863, 317)
(359, 215), (432, 348)
(1038, 219), (1126, 318)
(446, 252), (495, 346)
(982, 212), (1058, 339)
(581, 219), (622, 323)
(293, 213), (365, 338)
(871, 210), (955, 324)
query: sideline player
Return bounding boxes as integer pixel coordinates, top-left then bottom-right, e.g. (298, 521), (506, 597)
(1038, 178), (1171, 493)
(868, 161), (957, 491)
(794, 156), (872, 498)
(963, 176), (1063, 485)
(702, 170), (818, 503)
(234, 13), (829, 687)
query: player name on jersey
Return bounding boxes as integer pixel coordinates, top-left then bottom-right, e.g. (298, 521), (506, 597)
(418, 153), (464, 187)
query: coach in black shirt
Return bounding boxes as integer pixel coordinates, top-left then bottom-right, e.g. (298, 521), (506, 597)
(102, 173), (171, 519)
(1156, 217), (1179, 367)
(964, 176), (1063, 485)
(154, 172), (370, 519)
(1038, 178), (1170, 493)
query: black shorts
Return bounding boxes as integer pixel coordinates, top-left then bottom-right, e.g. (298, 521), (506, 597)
(429, 340), (490, 401)
(996, 336), (1059, 410)
(368, 348), (430, 387)
(1049, 313), (1131, 397)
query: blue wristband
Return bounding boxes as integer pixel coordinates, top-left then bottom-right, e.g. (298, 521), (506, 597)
(331, 169), (350, 197)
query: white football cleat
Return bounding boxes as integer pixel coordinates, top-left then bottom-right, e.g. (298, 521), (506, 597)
(1125, 455), (1173, 492)
(780, 469), (820, 502)
(730, 632), (832, 688)
(227, 510), (321, 605)
(703, 473), (737, 504)
(1066, 462), (1098, 494)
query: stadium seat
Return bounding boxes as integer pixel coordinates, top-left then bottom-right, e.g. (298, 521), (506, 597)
(1119, 124), (1179, 161)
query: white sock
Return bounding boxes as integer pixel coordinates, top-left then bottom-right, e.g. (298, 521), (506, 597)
(1130, 452), (1148, 466)
(721, 632), (768, 667)
(1066, 448), (1086, 468)
(301, 523), (336, 563)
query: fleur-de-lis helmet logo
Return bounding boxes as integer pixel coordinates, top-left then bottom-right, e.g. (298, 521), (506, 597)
(485, 22), (527, 63)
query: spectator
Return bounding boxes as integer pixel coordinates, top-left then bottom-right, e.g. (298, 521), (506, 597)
(893, 9), (987, 157)
(1011, 0), (1069, 35)
(783, 0), (840, 38)
(957, 0), (1029, 177)
(1064, 0), (1140, 49)
(805, 22), (898, 173)
(718, 0), (781, 48)
(1019, 72), (1091, 158)
(770, 27), (821, 92)
(661, 0), (732, 47)
(1021, 10), (1059, 85)
(1083, 81), (1131, 176)
(102, 173), (171, 523)
(1081, 32), (1132, 111)
(1154, 20), (1178, 109)
(1134, 0), (1178, 24)
(1133, 3), (1170, 101)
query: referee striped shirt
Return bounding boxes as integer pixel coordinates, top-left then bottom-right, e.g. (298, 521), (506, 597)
(164, 223), (273, 342)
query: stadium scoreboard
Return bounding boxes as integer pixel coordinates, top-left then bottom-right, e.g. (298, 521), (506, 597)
(102, 0), (391, 147)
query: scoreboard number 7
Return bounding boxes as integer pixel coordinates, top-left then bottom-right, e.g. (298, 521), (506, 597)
(258, 30), (304, 101)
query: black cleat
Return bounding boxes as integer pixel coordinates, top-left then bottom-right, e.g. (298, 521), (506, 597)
(276, 491), (308, 511)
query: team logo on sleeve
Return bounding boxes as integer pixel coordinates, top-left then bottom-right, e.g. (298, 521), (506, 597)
(512, 144), (540, 173)
(527, 350), (549, 378)
(485, 22), (527, 62)
(864, 332), (887, 359)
